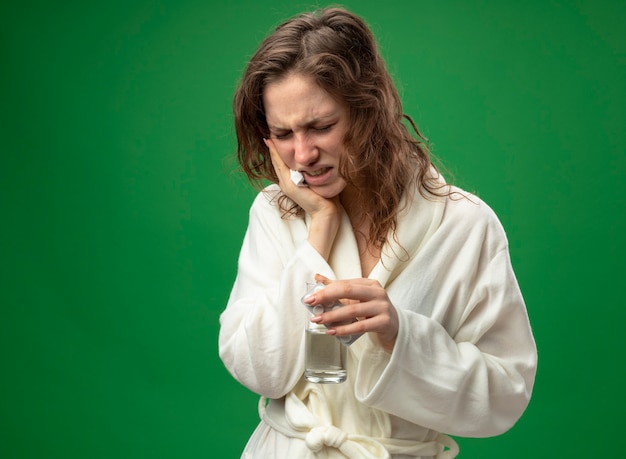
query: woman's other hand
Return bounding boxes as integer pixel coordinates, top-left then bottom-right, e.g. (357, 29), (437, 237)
(304, 274), (399, 352)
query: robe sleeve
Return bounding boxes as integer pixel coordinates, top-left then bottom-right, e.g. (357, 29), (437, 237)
(218, 188), (336, 399)
(353, 198), (537, 437)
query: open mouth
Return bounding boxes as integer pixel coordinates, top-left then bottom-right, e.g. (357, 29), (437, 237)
(305, 167), (331, 177)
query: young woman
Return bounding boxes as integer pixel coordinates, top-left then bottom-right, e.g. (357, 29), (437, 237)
(219, 7), (537, 458)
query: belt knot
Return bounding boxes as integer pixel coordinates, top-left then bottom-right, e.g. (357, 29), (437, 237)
(305, 425), (348, 452)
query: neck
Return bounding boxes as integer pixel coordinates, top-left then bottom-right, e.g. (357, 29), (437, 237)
(339, 184), (363, 224)
(340, 186), (381, 277)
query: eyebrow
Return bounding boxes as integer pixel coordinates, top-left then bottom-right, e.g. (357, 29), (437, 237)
(267, 115), (337, 131)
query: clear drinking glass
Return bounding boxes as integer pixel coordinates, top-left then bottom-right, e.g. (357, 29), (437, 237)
(303, 282), (347, 384)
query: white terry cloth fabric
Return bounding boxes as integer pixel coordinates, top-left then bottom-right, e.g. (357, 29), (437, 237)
(219, 175), (537, 458)
(256, 371), (460, 458)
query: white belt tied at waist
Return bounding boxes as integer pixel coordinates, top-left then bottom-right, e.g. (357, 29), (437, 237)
(259, 396), (459, 458)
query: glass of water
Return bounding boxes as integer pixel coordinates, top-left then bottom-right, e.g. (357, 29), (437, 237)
(303, 282), (347, 384)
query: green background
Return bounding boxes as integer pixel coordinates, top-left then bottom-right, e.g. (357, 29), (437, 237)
(2, 0), (624, 457)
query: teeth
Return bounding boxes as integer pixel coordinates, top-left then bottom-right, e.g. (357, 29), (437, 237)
(308, 168), (328, 177)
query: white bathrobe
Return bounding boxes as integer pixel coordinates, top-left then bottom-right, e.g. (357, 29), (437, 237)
(219, 181), (537, 458)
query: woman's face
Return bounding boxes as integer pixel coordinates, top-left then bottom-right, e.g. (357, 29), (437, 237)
(262, 73), (350, 199)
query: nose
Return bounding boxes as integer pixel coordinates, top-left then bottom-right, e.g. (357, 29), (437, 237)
(293, 133), (319, 166)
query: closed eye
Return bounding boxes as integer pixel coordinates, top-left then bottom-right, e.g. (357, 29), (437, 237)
(270, 123), (334, 140)
(271, 131), (292, 140)
(314, 124), (333, 132)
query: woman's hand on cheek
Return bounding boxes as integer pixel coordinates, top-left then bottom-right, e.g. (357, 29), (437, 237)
(264, 138), (337, 216)
(264, 138), (340, 260)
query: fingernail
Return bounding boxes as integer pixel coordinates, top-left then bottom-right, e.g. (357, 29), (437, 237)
(310, 315), (322, 323)
(303, 294), (315, 304)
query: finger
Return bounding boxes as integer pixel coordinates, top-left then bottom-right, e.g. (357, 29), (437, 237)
(264, 138), (287, 181)
(343, 278), (381, 286)
(313, 275), (378, 287)
(309, 279), (382, 305)
(328, 317), (398, 352)
(314, 273), (332, 285)
(326, 318), (368, 337)
(320, 300), (376, 323)
(263, 137), (276, 154)
(327, 308), (397, 338)
(327, 314), (389, 336)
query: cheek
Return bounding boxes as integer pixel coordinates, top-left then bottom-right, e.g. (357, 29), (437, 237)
(273, 144), (295, 166)
(326, 131), (348, 155)
(314, 139), (338, 160)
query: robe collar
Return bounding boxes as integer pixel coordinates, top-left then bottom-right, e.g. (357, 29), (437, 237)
(319, 178), (446, 288)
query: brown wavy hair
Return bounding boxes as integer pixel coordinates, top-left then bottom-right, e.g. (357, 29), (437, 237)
(233, 7), (446, 250)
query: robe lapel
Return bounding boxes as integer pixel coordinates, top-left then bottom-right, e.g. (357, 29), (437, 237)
(369, 187), (446, 288)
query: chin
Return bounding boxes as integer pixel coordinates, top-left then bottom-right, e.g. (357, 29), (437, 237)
(310, 182), (346, 200)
